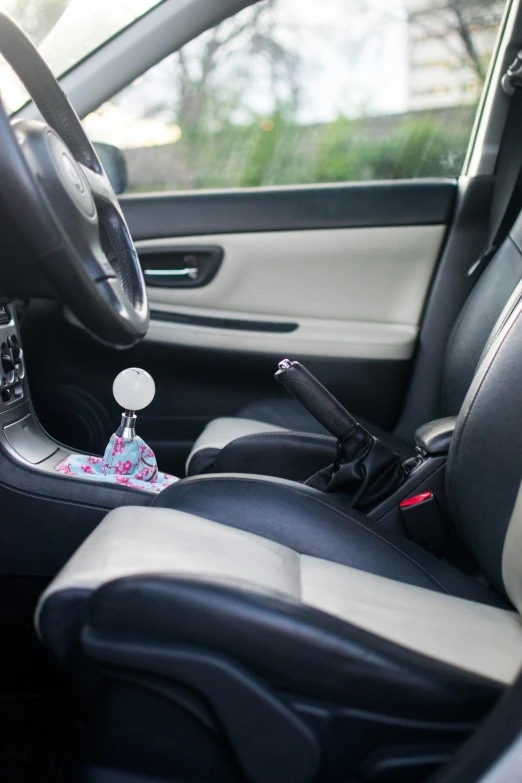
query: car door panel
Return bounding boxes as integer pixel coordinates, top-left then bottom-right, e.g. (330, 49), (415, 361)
(122, 180), (454, 369)
(134, 224), (445, 360)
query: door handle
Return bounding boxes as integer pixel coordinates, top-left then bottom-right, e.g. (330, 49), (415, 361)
(144, 266), (199, 281)
(138, 246), (223, 288)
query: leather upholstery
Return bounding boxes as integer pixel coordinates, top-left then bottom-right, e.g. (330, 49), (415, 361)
(187, 402), (414, 477)
(447, 296), (522, 596)
(155, 474), (505, 608)
(415, 416), (457, 455)
(186, 417), (287, 475)
(195, 430), (338, 482)
(502, 478), (522, 613)
(37, 507), (511, 716)
(81, 576), (504, 718)
(305, 422), (408, 509)
(442, 235), (522, 417)
(36, 291), (522, 777)
(238, 400), (415, 456)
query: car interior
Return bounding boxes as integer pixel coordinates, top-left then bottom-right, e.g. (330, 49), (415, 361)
(2, 0), (522, 781)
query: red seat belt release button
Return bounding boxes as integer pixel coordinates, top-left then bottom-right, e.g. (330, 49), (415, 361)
(399, 492), (448, 555)
(400, 491), (433, 509)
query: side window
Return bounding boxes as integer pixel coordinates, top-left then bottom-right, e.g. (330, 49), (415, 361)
(84, 0), (506, 194)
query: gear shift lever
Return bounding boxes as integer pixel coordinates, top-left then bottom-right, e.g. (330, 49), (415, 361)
(113, 368), (156, 439)
(55, 368), (178, 493)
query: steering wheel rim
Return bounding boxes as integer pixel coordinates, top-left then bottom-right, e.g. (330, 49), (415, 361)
(0, 12), (149, 348)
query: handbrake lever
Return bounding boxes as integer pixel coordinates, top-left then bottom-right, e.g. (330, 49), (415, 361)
(275, 358), (357, 440)
(274, 358), (408, 510)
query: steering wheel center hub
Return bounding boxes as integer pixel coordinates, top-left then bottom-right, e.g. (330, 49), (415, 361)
(47, 131), (95, 219)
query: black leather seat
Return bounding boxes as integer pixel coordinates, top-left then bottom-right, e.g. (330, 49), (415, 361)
(36, 281), (522, 782)
(186, 210), (522, 477)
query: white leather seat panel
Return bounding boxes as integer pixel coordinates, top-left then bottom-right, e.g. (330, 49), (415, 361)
(37, 506), (522, 685)
(502, 478), (522, 613)
(302, 556), (522, 685)
(36, 506), (301, 610)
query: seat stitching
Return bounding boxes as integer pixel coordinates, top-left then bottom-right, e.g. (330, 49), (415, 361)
(479, 264), (522, 360)
(178, 475), (453, 594)
(187, 425), (290, 467)
(189, 432), (337, 473)
(221, 431), (336, 444)
(439, 252), (522, 414)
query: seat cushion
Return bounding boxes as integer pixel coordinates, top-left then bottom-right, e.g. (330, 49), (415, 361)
(187, 399), (414, 476)
(186, 416), (288, 475)
(155, 474), (505, 608)
(239, 399), (415, 455)
(37, 505), (521, 713)
(238, 398), (332, 435)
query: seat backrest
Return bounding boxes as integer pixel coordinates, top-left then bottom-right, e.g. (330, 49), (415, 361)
(442, 210), (522, 416)
(447, 269), (522, 605)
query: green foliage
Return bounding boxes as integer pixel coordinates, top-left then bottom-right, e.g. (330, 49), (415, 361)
(118, 0), (483, 192)
(240, 108), (299, 187)
(311, 113), (473, 182)
(126, 106), (476, 193)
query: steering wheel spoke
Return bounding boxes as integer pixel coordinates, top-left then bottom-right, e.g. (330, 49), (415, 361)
(80, 164), (120, 210)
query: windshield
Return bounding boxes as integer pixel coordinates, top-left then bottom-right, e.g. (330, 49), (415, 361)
(0, 0), (165, 113)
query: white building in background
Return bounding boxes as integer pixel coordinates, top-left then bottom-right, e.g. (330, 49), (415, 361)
(404, 0), (502, 111)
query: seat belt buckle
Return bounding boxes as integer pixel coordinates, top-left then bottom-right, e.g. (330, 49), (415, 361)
(399, 492), (448, 556)
(502, 49), (522, 95)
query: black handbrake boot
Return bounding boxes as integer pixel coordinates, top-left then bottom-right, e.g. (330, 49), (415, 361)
(275, 359), (411, 510)
(306, 422), (410, 511)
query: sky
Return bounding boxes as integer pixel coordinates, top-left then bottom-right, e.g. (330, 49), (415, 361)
(108, 0), (410, 135)
(274, 0), (408, 121)
(1, 0), (410, 128)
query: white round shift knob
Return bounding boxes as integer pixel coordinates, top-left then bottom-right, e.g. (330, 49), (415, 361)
(113, 368), (155, 411)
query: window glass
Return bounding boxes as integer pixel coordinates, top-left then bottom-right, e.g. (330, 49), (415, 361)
(0, 0), (165, 113)
(83, 0), (506, 193)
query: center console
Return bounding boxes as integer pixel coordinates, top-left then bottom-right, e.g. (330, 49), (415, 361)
(207, 359), (458, 555)
(1, 310), (460, 578)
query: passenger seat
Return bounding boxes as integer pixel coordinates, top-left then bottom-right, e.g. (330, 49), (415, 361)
(187, 209), (522, 476)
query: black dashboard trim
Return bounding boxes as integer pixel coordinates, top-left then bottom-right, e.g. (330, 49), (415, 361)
(121, 179), (457, 240)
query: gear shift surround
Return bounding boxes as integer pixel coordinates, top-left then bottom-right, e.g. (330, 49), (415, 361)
(55, 368), (178, 493)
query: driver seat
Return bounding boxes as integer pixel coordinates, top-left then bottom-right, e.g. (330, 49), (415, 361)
(35, 286), (522, 782)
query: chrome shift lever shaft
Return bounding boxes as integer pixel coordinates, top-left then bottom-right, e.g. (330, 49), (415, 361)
(116, 410), (137, 439)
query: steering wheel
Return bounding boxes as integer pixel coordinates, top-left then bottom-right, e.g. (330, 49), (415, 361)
(0, 13), (149, 348)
